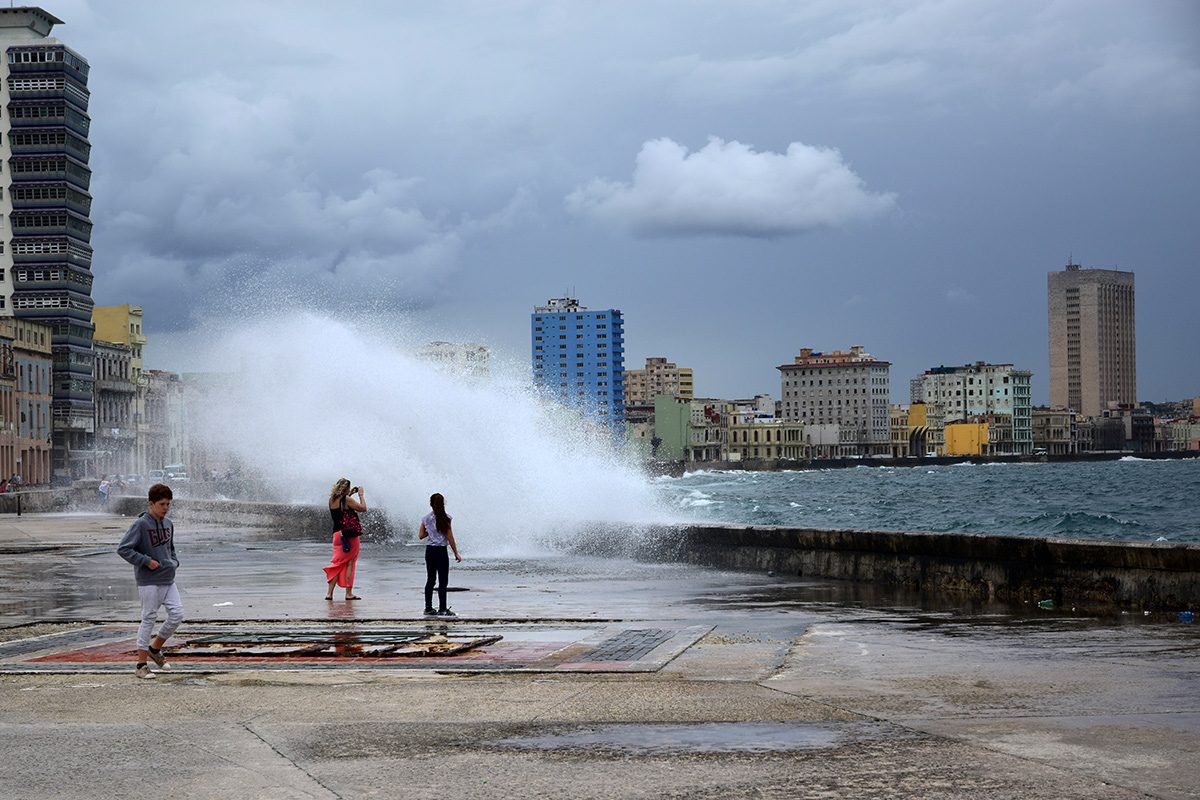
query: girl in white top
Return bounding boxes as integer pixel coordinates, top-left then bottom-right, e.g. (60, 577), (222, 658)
(419, 492), (462, 616)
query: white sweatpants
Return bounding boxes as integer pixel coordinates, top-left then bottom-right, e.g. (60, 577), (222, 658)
(137, 583), (184, 649)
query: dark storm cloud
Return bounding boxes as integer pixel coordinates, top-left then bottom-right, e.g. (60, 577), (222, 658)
(52, 0), (1200, 400)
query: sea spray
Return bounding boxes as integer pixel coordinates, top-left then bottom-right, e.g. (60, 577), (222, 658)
(187, 312), (671, 556)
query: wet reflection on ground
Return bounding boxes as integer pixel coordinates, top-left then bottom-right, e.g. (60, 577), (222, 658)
(490, 721), (914, 754)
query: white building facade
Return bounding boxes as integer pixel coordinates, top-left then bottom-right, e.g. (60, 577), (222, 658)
(916, 362), (1033, 455)
(416, 341), (490, 377)
(778, 346), (891, 456)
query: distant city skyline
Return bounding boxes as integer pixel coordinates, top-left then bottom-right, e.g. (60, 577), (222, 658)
(42, 1), (1193, 404)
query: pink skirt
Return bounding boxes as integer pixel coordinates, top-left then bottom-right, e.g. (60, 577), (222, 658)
(323, 532), (360, 587)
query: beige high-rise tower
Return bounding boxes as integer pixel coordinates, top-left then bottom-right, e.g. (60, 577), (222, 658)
(1048, 263), (1136, 417)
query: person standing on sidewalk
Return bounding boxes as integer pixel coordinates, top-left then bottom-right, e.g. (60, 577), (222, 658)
(418, 492), (462, 616)
(324, 479), (366, 601)
(117, 483), (183, 679)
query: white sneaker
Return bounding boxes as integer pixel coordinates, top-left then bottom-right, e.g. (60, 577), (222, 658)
(134, 664), (156, 680)
(147, 648), (171, 670)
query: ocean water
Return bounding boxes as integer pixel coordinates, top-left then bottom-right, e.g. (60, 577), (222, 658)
(654, 457), (1200, 543)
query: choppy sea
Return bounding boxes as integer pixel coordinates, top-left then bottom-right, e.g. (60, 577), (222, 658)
(653, 457), (1200, 543)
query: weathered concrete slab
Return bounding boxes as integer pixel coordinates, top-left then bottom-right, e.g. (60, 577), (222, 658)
(0, 512), (1197, 799)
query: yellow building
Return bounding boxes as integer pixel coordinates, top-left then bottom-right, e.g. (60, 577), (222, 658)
(908, 401), (946, 456)
(944, 420), (988, 456)
(92, 306), (148, 471)
(889, 404), (910, 458)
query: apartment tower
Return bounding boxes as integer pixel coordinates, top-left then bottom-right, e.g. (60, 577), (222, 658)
(1048, 263), (1135, 417)
(0, 7), (95, 479)
(623, 356), (694, 406)
(531, 297), (625, 425)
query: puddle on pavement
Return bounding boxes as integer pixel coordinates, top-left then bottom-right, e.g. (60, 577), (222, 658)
(492, 721), (901, 754)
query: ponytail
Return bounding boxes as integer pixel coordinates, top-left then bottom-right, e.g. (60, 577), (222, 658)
(430, 493), (450, 534)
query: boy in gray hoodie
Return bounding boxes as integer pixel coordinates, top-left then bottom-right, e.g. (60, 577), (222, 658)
(117, 483), (183, 679)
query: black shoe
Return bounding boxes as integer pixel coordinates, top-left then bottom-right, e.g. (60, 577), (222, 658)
(423, 607), (437, 616)
(437, 609), (456, 617)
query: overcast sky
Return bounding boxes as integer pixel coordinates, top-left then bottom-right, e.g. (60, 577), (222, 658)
(52, 0), (1200, 403)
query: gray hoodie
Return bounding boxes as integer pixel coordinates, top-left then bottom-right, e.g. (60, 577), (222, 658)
(117, 512), (179, 586)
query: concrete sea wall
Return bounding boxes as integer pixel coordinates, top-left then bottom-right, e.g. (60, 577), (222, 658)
(107, 495), (399, 541)
(93, 496), (1200, 612)
(574, 524), (1199, 612)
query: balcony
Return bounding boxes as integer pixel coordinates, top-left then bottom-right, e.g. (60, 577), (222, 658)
(11, 238), (93, 268)
(52, 406), (93, 431)
(10, 181), (93, 215)
(95, 378), (136, 394)
(8, 155), (92, 190)
(15, 276), (94, 295)
(5, 71), (90, 110)
(7, 51), (91, 85)
(10, 209), (93, 241)
(8, 129), (91, 161)
(12, 290), (94, 324)
(95, 426), (136, 440)
(7, 101), (91, 138)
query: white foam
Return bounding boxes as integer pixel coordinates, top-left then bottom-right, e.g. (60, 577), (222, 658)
(187, 312), (672, 556)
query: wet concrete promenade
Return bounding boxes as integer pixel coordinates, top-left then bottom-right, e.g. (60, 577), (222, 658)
(1, 512), (1197, 799)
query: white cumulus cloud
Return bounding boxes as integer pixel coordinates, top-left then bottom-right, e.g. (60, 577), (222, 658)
(565, 137), (896, 237)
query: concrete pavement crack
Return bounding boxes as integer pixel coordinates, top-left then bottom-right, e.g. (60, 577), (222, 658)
(528, 687), (590, 723)
(241, 722), (344, 800)
(140, 721), (259, 772)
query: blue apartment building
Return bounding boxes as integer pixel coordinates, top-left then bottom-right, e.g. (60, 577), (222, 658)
(531, 297), (624, 424)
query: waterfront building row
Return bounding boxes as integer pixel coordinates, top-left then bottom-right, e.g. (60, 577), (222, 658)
(638, 392), (1200, 467)
(88, 304), (187, 480)
(1030, 403), (1200, 455)
(908, 362), (1034, 456)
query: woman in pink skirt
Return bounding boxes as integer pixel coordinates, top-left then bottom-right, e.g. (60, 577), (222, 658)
(324, 478), (366, 600)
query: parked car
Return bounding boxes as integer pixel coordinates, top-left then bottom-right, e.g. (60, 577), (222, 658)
(164, 464), (190, 483)
(148, 469), (165, 482)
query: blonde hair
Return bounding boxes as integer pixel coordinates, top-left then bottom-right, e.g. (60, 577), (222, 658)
(329, 478), (351, 504)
